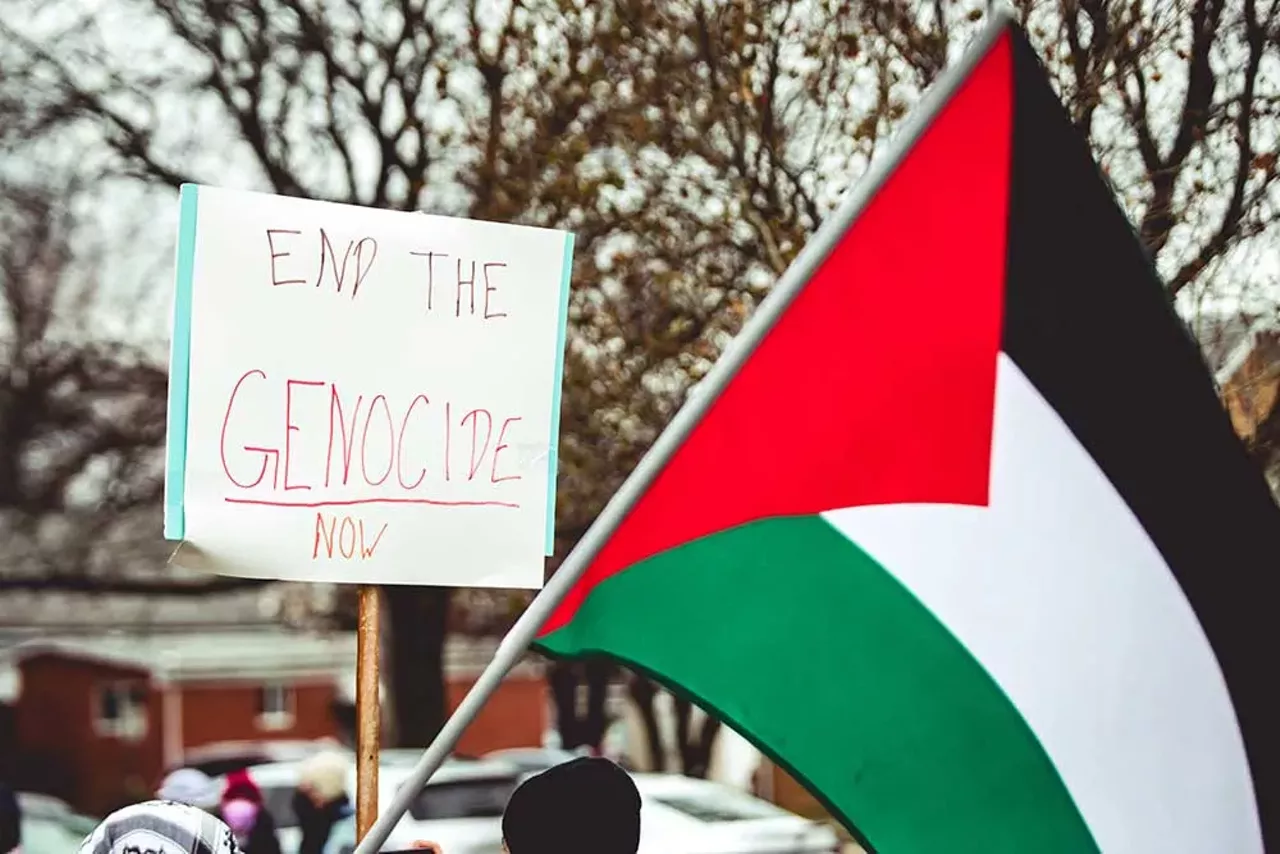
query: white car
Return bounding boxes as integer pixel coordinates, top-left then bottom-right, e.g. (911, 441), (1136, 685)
(16, 793), (99, 854)
(631, 774), (841, 854)
(477, 747), (586, 775)
(173, 739), (342, 778)
(375, 760), (518, 854)
(219, 755), (522, 854)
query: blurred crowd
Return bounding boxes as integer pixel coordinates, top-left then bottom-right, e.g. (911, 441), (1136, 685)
(155, 753), (349, 854)
(2, 754), (642, 854)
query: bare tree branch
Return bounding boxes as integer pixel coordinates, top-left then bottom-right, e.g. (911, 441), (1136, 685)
(4, 0), (1278, 769)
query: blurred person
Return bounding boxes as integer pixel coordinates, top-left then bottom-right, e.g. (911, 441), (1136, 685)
(157, 768), (221, 812)
(318, 810), (354, 854)
(0, 775), (19, 854)
(293, 753), (352, 854)
(78, 799), (239, 854)
(221, 799), (260, 852)
(220, 770), (282, 854)
(500, 757), (640, 854)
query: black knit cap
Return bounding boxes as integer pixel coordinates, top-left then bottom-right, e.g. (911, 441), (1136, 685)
(501, 757), (641, 854)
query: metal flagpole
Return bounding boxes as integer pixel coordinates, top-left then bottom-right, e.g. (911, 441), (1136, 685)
(352, 10), (1014, 854)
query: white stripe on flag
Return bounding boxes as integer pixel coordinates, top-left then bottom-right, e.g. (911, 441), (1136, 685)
(822, 353), (1259, 853)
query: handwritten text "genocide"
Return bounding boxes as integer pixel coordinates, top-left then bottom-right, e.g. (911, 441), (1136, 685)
(266, 227), (509, 319)
(219, 370), (525, 510)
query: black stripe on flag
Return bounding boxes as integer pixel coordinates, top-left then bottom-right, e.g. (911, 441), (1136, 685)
(998, 25), (1278, 845)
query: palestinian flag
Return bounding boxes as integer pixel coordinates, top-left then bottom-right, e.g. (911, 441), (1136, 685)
(534, 17), (1277, 854)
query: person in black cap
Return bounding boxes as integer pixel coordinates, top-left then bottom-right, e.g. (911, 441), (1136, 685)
(501, 757), (641, 854)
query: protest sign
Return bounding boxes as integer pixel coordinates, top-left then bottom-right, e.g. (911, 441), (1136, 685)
(164, 185), (573, 588)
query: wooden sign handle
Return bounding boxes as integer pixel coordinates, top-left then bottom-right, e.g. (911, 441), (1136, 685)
(356, 585), (381, 841)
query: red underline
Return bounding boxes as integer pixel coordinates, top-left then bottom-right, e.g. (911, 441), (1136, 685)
(223, 497), (521, 509)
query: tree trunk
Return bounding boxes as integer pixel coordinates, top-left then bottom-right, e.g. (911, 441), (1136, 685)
(627, 677), (722, 777)
(673, 695), (721, 778)
(383, 586), (451, 748)
(549, 658), (611, 751)
(628, 675), (667, 772)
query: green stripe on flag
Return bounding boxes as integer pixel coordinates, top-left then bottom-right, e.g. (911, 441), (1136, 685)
(537, 514), (1098, 854)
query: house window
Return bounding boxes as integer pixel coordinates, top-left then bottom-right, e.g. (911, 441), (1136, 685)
(257, 682), (296, 731)
(95, 681), (148, 741)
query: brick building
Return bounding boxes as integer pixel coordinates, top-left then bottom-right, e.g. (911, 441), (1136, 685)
(10, 631), (546, 815)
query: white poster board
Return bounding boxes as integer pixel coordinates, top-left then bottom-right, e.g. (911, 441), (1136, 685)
(163, 185), (573, 588)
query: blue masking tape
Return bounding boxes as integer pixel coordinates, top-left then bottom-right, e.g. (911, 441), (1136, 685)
(164, 184), (199, 540)
(546, 231), (575, 555)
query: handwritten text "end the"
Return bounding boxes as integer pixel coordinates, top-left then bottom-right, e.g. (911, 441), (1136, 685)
(265, 226), (511, 323)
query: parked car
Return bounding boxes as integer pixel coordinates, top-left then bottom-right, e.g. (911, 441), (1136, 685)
(171, 739), (344, 778)
(632, 773), (841, 854)
(375, 760), (520, 854)
(478, 747), (584, 776)
(481, 746), (645, 776)
(16, 793), (98, 854)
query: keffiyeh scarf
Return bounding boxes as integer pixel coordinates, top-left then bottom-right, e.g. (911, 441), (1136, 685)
(79, 801), (239, 854)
